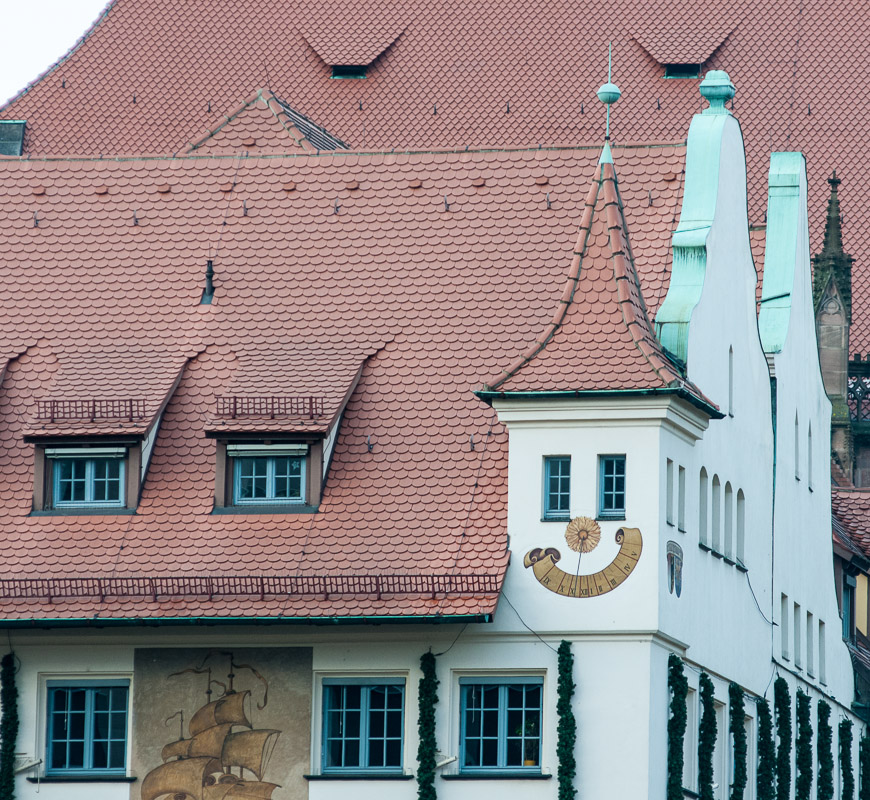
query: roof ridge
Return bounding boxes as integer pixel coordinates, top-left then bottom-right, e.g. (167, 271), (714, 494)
(601, 162), (687, 390)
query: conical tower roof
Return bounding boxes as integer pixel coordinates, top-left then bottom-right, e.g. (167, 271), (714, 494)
(480, 149), (716, 415)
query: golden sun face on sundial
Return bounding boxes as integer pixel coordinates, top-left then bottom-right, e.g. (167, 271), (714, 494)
(523, 516), (642, 599)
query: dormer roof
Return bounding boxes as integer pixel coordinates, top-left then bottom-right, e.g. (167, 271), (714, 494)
(480, 150), (717, 416)
(185, 90), (347, 156)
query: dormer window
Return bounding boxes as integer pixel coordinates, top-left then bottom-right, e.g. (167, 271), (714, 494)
(664, 64), (700, 79)
(0, 120), (26, 155)
(31, 444), (137, 513)
(332, 65), (367, 79)
(51, 449), (125, 508)
(230, 445), (307, 505)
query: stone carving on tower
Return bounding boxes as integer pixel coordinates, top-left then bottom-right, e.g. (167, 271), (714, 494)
(813, 172), (854, 481)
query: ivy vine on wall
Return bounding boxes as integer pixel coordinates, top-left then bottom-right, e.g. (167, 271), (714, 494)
(417, 651), (439, 800)
(667, 654), (688, 800)
(860, 734), (870, 800)
(756, 698), (775, 800)
(556, 640), (577, 800)
(698, 671), (717, 800)
(0, 653), (17, 800)
(794, 689), (813, 800)
(728, 682), (747, 799)
(840, 718), (854, 800)
(816, 700), (833, 800)
(774, 677), (792, 800)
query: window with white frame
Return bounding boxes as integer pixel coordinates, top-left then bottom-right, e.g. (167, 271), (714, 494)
(542, 456), (570, 520)
(228, 444), (307, 505)
(47, 448), (126, 509)
(459, 678), (542, 772)
(46, 681), (128, 775)
(322, 679), (404, 772)
(598, 455), (626, 518)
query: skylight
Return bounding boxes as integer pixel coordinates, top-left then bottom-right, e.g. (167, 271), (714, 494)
(332, 65), (367, 79)
(0, 121), (26, 156)
(664, 64), (701, 79)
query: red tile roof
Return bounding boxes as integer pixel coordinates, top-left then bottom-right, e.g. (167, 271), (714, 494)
(185, 89), (346, 156)
(1, 0), (865, 349)
(832, 489), (870, 558)
(482, 154), (714, 414)
(0, 143), (686, 620)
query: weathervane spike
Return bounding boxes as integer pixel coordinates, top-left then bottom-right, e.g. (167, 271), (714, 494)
(596, 42), (621, 144)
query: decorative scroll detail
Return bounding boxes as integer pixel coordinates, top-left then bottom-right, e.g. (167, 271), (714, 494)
(523, 527), (642, 598)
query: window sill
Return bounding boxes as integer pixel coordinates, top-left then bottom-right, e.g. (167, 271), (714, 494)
(736, 561), (748, 573)
(305, 774), (413, 781)
(442, 773), (552, 780)
(213, 504), (319, 515)
(698, 542), (711, 552)
(28, 776), (137, 783)
(710, 550), (723, 560)
(596, 515), (625, 522)
(31, 508), (136, 516)
(541, 516), (570, 523)
(723, 556), (736, 566)
(666, 521), (675, 528)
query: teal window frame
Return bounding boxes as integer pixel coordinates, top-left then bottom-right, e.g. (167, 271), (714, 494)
(459, 677), (543, 773)
(46, 681), (129, 776)
(52, 457), (125, 509)
(233, 455), (305, 505)
(598, 455), (626, 518)
(322, 679), (405, 773)
(543, 456), (571, 520)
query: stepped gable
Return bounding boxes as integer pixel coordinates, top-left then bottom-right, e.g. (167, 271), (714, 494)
(0, 143), (688, 621)
(482, 149), (714, 414)
(186, 90), (347, 156)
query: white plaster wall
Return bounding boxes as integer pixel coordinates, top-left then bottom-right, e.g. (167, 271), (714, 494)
(0, 626), (684, 800)
(672, 113), (776, 691)
(767, 156), (854, 704)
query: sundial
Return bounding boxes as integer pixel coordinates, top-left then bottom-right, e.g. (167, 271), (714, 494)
(523, 516), (643, 598)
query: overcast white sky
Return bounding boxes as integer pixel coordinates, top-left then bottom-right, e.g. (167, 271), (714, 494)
(0, 0), (110, 105)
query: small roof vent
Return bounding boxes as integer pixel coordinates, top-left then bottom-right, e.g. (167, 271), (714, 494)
(0, 121), (26, 156)
(664, 63), (701, 79)
(332, 65), (367, 79)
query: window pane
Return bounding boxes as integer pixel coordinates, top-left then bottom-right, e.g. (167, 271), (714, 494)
(92, 739), (109, 769)
(47, 686), (127, 773)
(481, 738), (498, 766)
(506, 737), (522, 766)
(385, 739), (402, 767)
(464, 738), (481, 767)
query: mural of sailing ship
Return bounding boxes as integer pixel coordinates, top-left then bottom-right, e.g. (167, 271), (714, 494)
(141, 652), (281, 800)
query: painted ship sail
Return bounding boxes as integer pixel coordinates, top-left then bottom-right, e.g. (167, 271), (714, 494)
(143, 685), (281, 800)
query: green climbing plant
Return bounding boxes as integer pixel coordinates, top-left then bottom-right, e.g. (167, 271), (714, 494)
(795, 689), (813, 800)
(860, 734), (870, 800)
(840, 719), (854, 800)
(817, 700), (833, 800)
(0, 653), (18, 800)
(556, 641), (576, 800)
(757, 698), (775, 800)
(698, 671), (717, 800)
(416, 651), (439, 800)
(728, 683), (747, 799)
(774, 677), (792, 800)
(667, 654), (688, 800)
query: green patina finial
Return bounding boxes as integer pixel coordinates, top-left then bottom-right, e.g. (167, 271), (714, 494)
(596, 42), (621, 142)
(699, 70), (735, 114)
